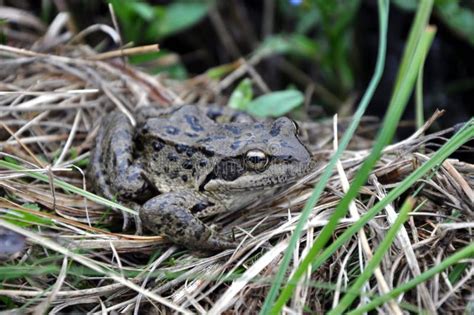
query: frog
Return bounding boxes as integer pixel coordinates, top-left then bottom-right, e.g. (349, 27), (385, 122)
(88, 104), (313, 251)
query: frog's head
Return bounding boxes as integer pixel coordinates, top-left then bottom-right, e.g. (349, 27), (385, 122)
(201, 117), (313, 196)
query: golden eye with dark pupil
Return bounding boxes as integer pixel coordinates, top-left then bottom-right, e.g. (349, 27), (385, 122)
(245, 150), (268, 171)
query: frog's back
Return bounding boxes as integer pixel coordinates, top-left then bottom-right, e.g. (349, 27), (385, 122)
(136, 105), (280, 157)
(134, 105), (219, 192)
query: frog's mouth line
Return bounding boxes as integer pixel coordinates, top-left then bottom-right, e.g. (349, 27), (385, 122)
(201, 167), (311, 192)
(205, 178), (299, 192)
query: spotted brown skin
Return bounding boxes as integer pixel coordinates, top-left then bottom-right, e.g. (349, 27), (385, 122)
(88, 105), (313, 251)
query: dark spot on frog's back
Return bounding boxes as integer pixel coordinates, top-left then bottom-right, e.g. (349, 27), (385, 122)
(206, 108), (222, 120)
(185, 147), (196, 157)
(176, 144), (196, 157)
(167, 152), (178, 162)
(165, 126), (180, 135)
(185, 132), (198, 138)
(201, 148), (215, 157)
(280, 140), (292, 148)
(181, 174), (188, 182)
(197, 135), (226, 143)
(224, 125), (241, 135)
(182, 159), (193, 170)
(185, 114), (204, 132)
(152, 140), (164, 152)
(270, 124), (280, 137)
(168, 170), (179, 179)
(230, 141), (241, 150)
(175, 144), (187, 153)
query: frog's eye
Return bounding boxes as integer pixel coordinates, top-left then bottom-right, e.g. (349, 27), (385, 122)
(245, 150), (269, 172)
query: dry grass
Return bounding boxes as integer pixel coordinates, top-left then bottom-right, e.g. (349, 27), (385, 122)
(1, 11), (473, 314)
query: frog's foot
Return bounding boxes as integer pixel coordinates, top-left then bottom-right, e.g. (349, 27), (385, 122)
(134, 214), (143, 235)
(201, 233), (238, 251)
(139, 193), (237, 251)
(120, 202), (143, 235)
(121, 211), (131, 231)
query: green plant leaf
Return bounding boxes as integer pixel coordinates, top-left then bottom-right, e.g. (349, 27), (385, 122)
(206, 63), (238, 80)
(2, 156), (19, 165)
(436, 1), (474, 46)
(296, 9), (320, 34)
(21, 203), (41, 211)
(246, 90), (304, 117)
(394, 0), (474, 46)
(110, 0), (209, 43)
(392, 0), (418, 10)
(153, 2), (208, 39)
(3, 208), (52, 227)
(130, 50), (188, 79)
(0, 265), (58, 281)
(109, 0), (149, 44)
(228, 79), (253, 110)
(448, 262), (468, 284)
(255, 34), (320, 59)
(128, 1), (156, 21)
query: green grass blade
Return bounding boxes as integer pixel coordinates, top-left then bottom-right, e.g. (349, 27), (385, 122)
(394, 0), (434, 91)
(269, 23), (437, 315)
(258, 1), (390, 313)
(0, 160), (136, 215)
(0, 265), (58, 281)
(329, 197), (415, 315)
(416, 63), (425, 129)
(347, 243), (474, 315)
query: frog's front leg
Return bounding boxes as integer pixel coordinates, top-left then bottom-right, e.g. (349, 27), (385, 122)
(140, 191), (236, 251)
(90, 112), (149, 198)
(89, 112), (149, 229)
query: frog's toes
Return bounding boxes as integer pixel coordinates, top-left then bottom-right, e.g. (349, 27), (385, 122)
(201, 234), (238, 251)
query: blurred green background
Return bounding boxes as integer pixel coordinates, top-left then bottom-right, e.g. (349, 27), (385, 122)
(6, 0), (474, 132)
